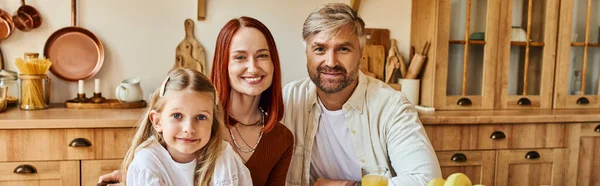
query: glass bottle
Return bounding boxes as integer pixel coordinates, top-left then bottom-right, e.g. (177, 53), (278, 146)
(571, 70), (582, 95)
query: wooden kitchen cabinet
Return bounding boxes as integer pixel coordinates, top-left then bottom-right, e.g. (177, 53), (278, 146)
(82, 160), (122, 186)
(422, 113), (583, 186)
(412, 0), (560, 110)
(436, 151), (495, 186)
(0, 127), (133, 186)
(566, 123), (600, 186)
(496, 0), (559, 109)
(495, 149), (566, 186)
(555, 0), (600, 109)
(411, 0), (500, 110)
(0, 161), (80, 186)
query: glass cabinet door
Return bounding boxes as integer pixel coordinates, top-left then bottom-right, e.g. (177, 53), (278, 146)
(498, 0), (559, 109)
(555, 0), (600, 108)
(439, 0), (498, 109)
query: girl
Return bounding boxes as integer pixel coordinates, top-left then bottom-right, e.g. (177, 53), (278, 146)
(211, 17), (294, 186)
(121, 69), (253, 186)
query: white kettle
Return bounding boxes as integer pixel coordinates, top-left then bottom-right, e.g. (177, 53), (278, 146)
(115, 78), (143, 102)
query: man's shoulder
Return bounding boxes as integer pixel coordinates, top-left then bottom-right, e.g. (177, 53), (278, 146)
(283, 77), (313, 93)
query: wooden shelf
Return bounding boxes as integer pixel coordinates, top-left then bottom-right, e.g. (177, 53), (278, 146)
(571, 42), (600, 47)
(449, 40), (486, 45)
(510, 42), (545, 47)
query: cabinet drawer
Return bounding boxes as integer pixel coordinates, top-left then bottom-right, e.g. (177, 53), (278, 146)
(0, 161), (79, 186)
(0, 128), (132, 161)
(581, 123), (600, 137)
(425, 124), (566, 150)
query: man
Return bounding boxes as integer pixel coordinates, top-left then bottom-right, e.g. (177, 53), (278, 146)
(282, 3), (441, 186)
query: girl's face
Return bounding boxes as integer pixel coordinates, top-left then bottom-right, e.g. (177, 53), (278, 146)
(150, 90), (214, 163)
(228, 27), (274, 96)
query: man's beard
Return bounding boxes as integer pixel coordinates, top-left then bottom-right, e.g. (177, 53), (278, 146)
(309, 64), (358, 94)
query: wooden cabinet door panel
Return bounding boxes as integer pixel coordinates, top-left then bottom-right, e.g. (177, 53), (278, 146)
(82, 159), (122, 186)
(496, 149), (566, 186)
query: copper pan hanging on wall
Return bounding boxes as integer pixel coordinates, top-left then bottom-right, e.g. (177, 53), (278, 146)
(12, 0), (43, 32)
(44, 0), (104, 81)
(0, 8), (15, 41)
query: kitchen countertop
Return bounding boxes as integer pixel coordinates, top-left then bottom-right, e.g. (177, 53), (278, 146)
(0, 104), (598, 129)
(0, 104), (145, 129)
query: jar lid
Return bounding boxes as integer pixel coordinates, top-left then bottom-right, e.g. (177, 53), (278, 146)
(0, 69), (18, 80)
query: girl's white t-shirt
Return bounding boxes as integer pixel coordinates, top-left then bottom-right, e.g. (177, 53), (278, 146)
(126, 139), (253, 186)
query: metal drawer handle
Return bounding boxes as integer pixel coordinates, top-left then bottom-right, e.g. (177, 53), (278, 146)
(457, 98), (472, 106)
(577, 97), (590, 105)
(517, 98), (531, 106)
(490, 131), (506, 140)
(13, 164), (37, 174)
(525, 151), (540, 159)
(69, 138), (92, 147)
(595, 125), (599, 133)
(451, 153), (467, 162)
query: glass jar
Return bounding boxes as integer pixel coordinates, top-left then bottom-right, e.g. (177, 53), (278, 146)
(0, 71), (18, 105)
(18, 74), (51, 110)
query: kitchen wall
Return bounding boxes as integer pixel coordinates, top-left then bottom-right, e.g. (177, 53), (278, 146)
(0, 0), (412, 103)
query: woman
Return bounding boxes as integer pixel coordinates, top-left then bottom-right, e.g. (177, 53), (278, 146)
(211, 16), (293, 186)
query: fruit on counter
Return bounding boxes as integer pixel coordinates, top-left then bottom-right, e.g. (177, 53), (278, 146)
(426, 173), (475, 186)
(444, 173), (472, 186)
(426, 178), (446, 186)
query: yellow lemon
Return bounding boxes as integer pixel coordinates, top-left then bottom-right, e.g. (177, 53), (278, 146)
(444, 173), (472, 186)
(427, 178), (446, 186)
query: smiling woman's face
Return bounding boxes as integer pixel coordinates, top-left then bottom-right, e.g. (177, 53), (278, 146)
(227, 27), (274, 96)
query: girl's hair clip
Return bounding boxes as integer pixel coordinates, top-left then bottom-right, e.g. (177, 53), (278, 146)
(159, 76), (171, 97)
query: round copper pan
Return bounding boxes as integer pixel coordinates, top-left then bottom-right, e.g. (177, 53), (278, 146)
(0, 9), (14, 41)
(44, 0), (104, 81)
(13, 0), (42, 31)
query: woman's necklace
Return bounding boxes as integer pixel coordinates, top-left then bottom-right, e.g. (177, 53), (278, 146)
(228, 107), (265, 126)
(228, 108), (266, 153)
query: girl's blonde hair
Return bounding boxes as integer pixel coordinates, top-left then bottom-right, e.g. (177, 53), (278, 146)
(120, 68), (224, 186)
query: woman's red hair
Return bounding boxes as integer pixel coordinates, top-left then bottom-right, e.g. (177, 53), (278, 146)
(210, 16), (284, 133)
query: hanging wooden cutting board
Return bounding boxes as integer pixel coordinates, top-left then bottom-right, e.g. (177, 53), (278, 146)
(174, 19), (207, 75)
(365, 28), (390, 57)
(362, 45), (385, 81)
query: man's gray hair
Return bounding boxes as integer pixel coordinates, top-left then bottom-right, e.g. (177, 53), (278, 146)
(302, 3), (366, 48)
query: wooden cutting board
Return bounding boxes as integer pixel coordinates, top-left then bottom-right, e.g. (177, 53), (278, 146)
(174, 19), (207, 75)
(362, 45), (386, 81)
(365, 28), (391, 57)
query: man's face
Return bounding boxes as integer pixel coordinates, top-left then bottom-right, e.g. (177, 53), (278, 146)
(306, 25), (362, 94)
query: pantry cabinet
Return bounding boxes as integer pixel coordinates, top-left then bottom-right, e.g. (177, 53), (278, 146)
(555, 0), (600, 109)
(411, 0), (561, 110)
